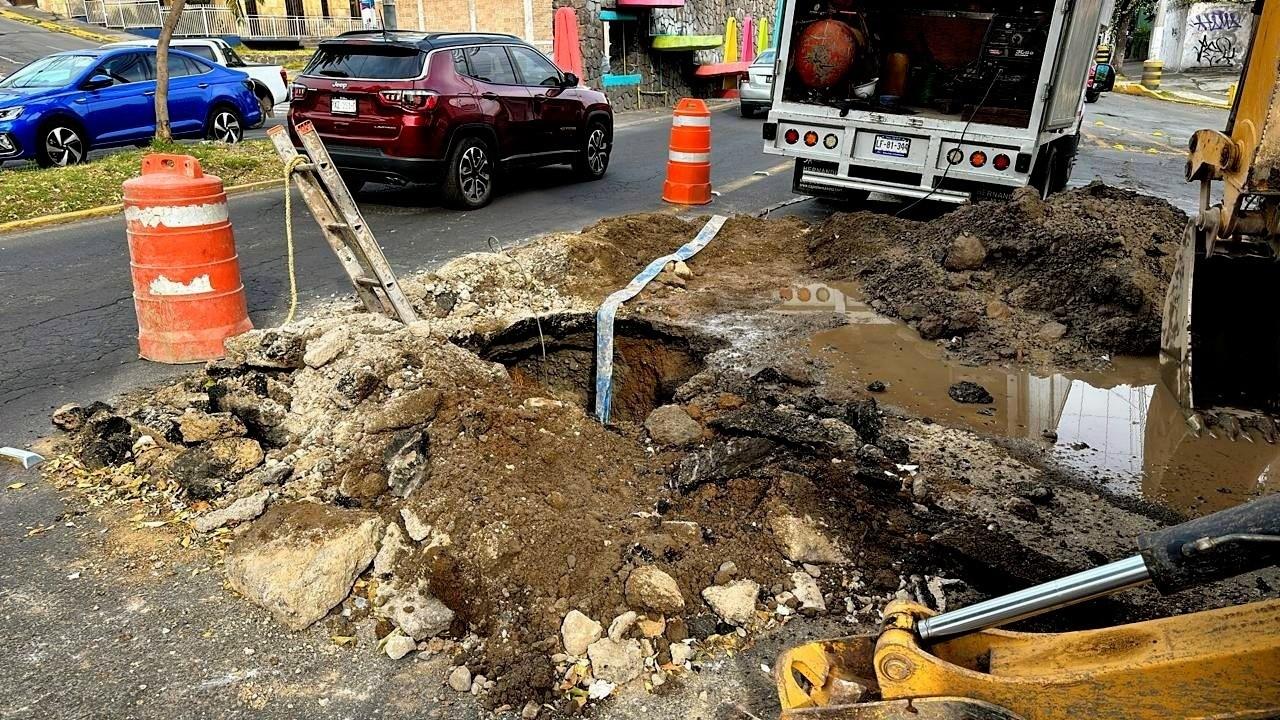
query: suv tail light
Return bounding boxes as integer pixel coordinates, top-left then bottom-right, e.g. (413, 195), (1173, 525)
(379, 89), (438, 111)
(280, 68), (289, 87)
(290, 83), (308, 101)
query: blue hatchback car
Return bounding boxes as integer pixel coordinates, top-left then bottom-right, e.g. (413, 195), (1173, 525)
(0, 47), (262, 167)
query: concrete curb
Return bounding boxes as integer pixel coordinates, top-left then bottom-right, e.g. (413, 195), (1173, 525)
(1113, 80), (1231, 110)
(0, 178), (282, 235)
(0, 8), (122, 44)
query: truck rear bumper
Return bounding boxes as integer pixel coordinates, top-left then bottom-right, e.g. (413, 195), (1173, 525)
(794, 164), (972, 204)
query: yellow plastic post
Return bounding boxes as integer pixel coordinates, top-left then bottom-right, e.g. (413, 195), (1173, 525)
(724, 18), (739, 63)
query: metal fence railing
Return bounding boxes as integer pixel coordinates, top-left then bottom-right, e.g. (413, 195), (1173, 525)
(58, 0), (363, 40)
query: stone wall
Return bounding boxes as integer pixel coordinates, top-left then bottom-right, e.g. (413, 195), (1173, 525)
(558, 0), (775, 111)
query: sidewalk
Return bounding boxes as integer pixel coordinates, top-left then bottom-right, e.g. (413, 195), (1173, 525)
(1114, 60), (1238, 110)
(0, 3), (137, 43)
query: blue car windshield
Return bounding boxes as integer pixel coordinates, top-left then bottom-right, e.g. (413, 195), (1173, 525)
(0, 54), (96, 89)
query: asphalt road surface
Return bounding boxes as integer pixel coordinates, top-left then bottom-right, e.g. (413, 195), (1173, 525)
(0, 92), (1230, 719)
(0, 11), (98, 76)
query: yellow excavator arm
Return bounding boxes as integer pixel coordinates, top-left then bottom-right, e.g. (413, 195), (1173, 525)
(1162, 0), (1280, 413)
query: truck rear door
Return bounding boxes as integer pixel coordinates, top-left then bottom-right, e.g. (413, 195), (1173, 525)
(1042, 0), (1105, 130)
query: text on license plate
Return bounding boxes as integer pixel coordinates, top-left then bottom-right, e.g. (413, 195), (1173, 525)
(872, 134), (910, 158)
(331, 96), (357, 114)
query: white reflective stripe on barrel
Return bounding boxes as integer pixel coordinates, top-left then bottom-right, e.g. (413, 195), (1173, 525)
(124, 202), (229, 229)
(669, 150), (711, 163)
(672, 115), (711, 127)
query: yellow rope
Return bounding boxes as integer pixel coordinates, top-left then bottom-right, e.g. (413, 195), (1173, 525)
(281, 155), (306, 326)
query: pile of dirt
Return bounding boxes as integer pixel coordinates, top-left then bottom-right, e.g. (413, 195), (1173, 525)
(808, 183), (1188, 366)
(44, 214), (929, 712)
(44, 204), (1256, 715)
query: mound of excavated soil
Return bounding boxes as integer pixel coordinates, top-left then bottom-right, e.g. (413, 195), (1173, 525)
(44, 199), (1244, 716)
(808, 183), (1188, 366)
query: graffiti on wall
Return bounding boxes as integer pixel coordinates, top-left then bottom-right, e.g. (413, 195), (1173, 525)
(1182, 2), (1251, 68)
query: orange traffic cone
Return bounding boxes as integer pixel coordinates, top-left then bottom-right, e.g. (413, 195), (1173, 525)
(662, 98), (712, 205)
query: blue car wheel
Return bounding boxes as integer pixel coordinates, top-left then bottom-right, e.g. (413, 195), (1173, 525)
(37, 122), (87, 168)
(206, 105), (243, 144)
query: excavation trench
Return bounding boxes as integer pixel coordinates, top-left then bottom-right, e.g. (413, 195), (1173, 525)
(471, 312), (724, 423)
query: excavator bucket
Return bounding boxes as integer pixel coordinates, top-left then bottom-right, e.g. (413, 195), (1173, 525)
(1161, 221), (1280, 413)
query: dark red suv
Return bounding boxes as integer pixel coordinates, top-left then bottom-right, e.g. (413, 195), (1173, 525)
(289, 31), (613, 208)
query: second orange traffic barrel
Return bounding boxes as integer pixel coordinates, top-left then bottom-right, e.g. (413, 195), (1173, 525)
(662, 98), (712, 205)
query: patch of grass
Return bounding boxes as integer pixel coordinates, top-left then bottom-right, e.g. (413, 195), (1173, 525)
(0, 139), (283, 224)
(240, 48), (316, 73)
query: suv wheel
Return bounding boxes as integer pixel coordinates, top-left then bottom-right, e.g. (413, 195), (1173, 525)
(443, 136), (494, 209)
(573, 121), (609, 181)
(37, 122), (87, 168)
(206, 106), (244, 144)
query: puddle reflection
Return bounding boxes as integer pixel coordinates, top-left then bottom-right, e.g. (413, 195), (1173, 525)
(776, 283), (1278, 515)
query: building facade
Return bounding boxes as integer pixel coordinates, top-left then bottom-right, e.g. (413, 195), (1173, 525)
(1146, 0), (1253, 72)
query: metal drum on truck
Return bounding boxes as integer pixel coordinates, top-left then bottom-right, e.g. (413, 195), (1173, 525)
(122, 154), (252, 364)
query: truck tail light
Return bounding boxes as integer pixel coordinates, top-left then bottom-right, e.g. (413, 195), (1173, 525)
(970, 150), (988, 167)
(993, 153), (1011, 171)
(379, 89), (438, 111)
(784, 128), (799, 144)
(823, 133), (838, 149)
(803, 130), (819, 147)
(280, 68), (289, 87)
(290, 83), (308, 101)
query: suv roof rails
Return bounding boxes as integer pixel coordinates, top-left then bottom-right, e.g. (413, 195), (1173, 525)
(328, 29), (524, 48)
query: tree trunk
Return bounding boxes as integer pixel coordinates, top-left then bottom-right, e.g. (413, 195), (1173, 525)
(1113, 10), (1133, 62)
(154, 0), (188, 143)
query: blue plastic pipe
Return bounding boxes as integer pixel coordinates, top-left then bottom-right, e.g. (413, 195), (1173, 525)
(594, 215), (728, 423)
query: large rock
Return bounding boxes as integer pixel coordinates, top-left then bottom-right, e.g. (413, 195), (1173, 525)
(375, 580), (455, 640)
(178, 410), (246, 443)
(193, 489), (269, 533)
(373, 522), (410, 576)
(561, 610), (602, 656)
(384, 430), (430, 498)
(944, 233), (987, 271)
(51, 403), (88, 432)
(384, 633), (417, 660)
(365, 388), (443, 433)
(303, 327), (351, 368)
(948, 381), (994, 404)
(701, 580), (760, 626)
(224, 329), (307, 369)
(674, 437), (775, 493)
(643, 405), (702, 446)
(624, 566), (685, 614)
(770, 515), (848, 565)
(224, 503), (383, 630)
(791, 571), (826, 615)
(586, 637), (644, 685)
(168, 438), (265, 499)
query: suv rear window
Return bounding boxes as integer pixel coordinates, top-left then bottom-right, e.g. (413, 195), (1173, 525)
(305, 46), (424, 79)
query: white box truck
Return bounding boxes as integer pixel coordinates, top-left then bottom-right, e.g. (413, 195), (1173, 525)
(762, 0), (1104, 203)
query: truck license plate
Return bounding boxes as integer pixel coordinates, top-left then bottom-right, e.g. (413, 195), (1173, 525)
(331, 96), (357, 115)
(873, 134), (911, 158)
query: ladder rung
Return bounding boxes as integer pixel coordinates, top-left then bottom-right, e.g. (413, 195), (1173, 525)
(323, 221), (350, 232)
(354, 276), (381, 288)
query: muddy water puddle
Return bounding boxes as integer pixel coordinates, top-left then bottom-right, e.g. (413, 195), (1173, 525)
(775, 283), (1277, 516)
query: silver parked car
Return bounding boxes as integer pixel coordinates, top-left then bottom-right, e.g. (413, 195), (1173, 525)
(739, 49), (775, 118)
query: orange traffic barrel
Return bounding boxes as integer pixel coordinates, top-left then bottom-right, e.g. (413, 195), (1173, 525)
(123, 154), (252, 364)
(662, 98), (712, 205)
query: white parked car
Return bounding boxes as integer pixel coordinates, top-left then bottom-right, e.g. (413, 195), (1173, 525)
(102, 38), (288, 126)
